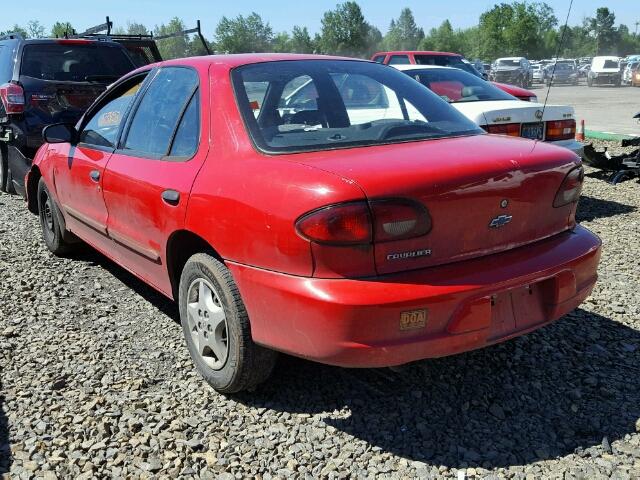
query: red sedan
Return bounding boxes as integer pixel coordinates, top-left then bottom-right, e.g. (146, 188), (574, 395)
(26, 54), (601, 393)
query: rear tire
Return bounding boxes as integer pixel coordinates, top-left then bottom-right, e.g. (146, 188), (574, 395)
(37, 178), (75, 256)
(179, 253), (278, 393)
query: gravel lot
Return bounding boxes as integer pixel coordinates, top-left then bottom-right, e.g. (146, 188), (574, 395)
(1, 140), (639, 479)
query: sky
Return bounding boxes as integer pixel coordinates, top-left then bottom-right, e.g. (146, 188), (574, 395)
(2, 1), (639, 39)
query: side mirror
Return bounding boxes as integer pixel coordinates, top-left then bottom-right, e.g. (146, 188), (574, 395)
(43, 123), (77, 144)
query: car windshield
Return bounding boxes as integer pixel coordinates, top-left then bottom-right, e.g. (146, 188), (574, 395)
(21, 43), (134, 82)
(232, 60), (483, 154)
(403, 68), (515, 103)
(497, 59), (521, 67)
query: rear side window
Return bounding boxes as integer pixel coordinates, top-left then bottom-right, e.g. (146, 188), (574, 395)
(20, 44), (135, 82)
(123, 67), (199, 157)
(169, 92), (200, 157)
(388, 55), (410, 65)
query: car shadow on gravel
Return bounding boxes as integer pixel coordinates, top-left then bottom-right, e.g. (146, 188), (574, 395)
(238, 309), (640, 469)
(69, 249), (179, 322)
(577, 195), (636, 222)
(0, 380), (10, 475)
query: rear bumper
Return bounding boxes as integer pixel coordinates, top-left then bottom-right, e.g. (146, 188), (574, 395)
(549, 139), (584, 158)
(230, 226), (601, 367)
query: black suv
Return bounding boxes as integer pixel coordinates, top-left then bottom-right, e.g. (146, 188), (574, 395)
(0, 35), (139, 195)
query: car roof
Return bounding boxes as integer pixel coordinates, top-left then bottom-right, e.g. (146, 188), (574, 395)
(496, 57), (526, 61)
(152, 53), (368, 70)
(373, 51), (461, 57)
(592, 56), (620, 61)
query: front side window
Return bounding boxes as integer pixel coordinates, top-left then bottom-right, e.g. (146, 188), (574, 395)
(232, 60), (482, 154)
(79, 76), (146, 148)
(123, 67), (199, 157)
(372, 55), (386, 63)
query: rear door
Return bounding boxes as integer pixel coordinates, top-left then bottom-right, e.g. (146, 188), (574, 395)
(101, 66), (207, 295)
(53, 74), (147, 241)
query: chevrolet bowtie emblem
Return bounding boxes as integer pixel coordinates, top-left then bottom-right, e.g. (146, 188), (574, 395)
(489, 214), (513, 228)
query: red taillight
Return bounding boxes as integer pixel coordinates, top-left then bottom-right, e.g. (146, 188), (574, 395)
(546, 119), (576, 141)
(296, 199), (431, 246)
(554, 165), (584, 207)
(485, 123), (520, 137)
(0, 83), (25, 114)
(296, 202), (372, 245)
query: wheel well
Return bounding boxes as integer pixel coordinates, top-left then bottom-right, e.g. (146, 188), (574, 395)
(166, 230), (222, 300)
(26, 165), (41, 215)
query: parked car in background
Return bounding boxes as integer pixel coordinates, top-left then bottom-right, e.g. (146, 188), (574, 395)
(490, 57), (532, 88)
(623, 61), (639, 85)
(0, 33), (139, 195)
(588, 56), (621, 87)
(531, 64), (546, 84)
(372, 51), (538, 101)
(27, 54), (600, 393)
(632, 65), (640, 87)
(578, 64), (591, 78)
(470, 59), (488, 80)
(394, 65), (583, 156)
(545, 61), (579, 86)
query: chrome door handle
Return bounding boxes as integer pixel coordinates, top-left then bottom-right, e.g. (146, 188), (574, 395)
(89, 170), (100, 182)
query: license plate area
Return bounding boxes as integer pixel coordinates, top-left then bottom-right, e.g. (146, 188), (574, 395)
(488, 278), (554, 340)
(521, 122), (544, 140)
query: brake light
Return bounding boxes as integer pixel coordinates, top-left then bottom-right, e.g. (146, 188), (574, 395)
(296, 202), (372, 245)
(56, 39), (93, 45)
(546, 119), (576, 141)
(0, 83), (25, 114)
(485, 123), (520, 137)
(296, 199), (431, 245)
(553, 165), (584, 207)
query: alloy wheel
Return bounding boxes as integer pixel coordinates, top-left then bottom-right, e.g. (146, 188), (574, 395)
(186, 278), (229, 370)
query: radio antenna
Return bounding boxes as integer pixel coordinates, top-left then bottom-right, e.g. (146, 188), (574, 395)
(541, 0), (574, 122)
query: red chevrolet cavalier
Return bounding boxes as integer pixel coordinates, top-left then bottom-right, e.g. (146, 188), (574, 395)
(26, 54), (601, 393)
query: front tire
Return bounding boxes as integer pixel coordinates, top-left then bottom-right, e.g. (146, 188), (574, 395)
(0, 145), (12, 193)
(179, 253), (277, 393)
(37, 178), (75, 256)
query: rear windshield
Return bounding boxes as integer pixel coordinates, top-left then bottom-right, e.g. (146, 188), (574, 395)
(20, 44), (135, 82)
(232, 60), (483, 154)
(403, 68), (514, 103)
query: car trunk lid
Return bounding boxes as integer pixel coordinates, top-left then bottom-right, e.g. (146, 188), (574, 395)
(289, 134), (579, 275)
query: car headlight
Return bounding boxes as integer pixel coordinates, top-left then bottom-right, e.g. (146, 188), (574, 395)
(592, 72), (598, 77)
(530, 95), (538, 103)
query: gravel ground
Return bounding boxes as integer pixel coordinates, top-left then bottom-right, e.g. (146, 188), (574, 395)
(1, 139), (639, 479)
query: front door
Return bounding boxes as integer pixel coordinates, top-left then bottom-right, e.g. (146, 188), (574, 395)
(54, 74), (147, 241)
(101, 67), (206, 296)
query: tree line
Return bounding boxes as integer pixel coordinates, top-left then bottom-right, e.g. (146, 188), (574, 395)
(2, 2), (639, 61)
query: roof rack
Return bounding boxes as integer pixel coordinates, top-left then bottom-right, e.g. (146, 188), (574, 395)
(153, 20), (211, 55)
(73, 17), (211, 56)
(0, 32), (24, 41)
